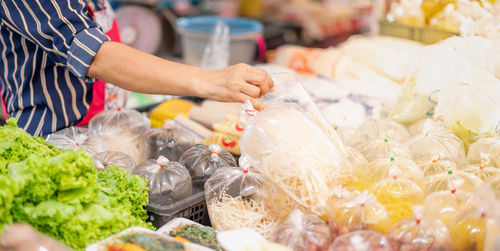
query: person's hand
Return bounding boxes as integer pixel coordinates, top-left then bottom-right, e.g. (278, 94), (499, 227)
(1, 224), (71, 251)
(200, 63), (274, 111)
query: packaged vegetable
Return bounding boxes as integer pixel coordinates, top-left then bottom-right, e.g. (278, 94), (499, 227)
(466, 136), (500, 168)
(204, 161), (277, 238)
(387, 0), (425, 26)
(449, 206), (488, 251)
(357, 118), (410, 143)
(360, 137), (412, 162)
(202, 133), (241, 155)
(353, 157), (422, 191)
(436, 74), (500, 148)
(97, 230), (186, 251)
(369, 167), (425, 225)
(179, 144), (236, 183)
(133, 156), (192, 206)
(326, 186), (361, 220)
(327, 230), (392, 251)
(390, 45), (474, 124)
(424, 169), (482, 195)
(169, 224), (221, 250)
(389, 206), (453, 251)
(327, 191), (392, 234)
(424, 186), (475, 225)
(460, 156), (500, 181)
(142, 120), (195, 162)
(416, 154), (457, 177)
(93, 151), (136, 173)
(89, 108), (150, 164)
(407, 118), (446, 136)
(272, 209), (331, 251)
(240, 102), (346, 216)
(406, 126), (466, 166)
(46, 126), (103, 155)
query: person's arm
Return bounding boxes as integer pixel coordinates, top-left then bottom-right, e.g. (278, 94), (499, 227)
(87, 41), (273, 110)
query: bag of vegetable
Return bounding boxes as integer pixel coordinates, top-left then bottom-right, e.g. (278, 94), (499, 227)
(93, 151), (135, 173)
(424, 169), (482, 195)
(46, 126), (103, 155)
(133, 156), (192, 206)
(179, 144), (236, 184)
(142, 120), (196, 162)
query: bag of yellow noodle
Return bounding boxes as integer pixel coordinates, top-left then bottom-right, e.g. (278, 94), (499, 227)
(416, 154), (457, 177)
(369, 167), (424, 225)
(424, 169), (482, 195)
(466, 136), (500, 168)
(450, 205), (489, 251)
(424, 181), (475, 225)
(354, 157), (422, 191)
(389, 206), (454, 251)
(327, 191), (392, 234)
(360, 137), (412, 162)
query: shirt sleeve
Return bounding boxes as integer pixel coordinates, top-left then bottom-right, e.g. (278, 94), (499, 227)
(0, 0), (110, 79)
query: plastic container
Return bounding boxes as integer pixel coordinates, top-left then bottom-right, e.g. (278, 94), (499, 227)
(177, 16), (263, 66)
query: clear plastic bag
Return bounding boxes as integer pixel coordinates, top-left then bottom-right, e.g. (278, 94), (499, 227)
(436, 73), (500, 148)
(327, 191), (392, 234)
(466, 136), (500, 168)
(336, 126), (364, 148)
(93, 151), (136, 173)
(460, 159), (500, 181)
(326, 185), (361, 218)
(416, 154), (457, 177)
(450, 206), (488, 251)
(369, 167), (424, 225)
(142, 120), (195, 162)
(132, 156), (192, 206)
(406, 127), (466, 167)
(271, 209), (331, 251)
(357, 118), (410, 143)
(204, 160), (277, 238)
(179, 144), (237, 183)
(407, 118), (446, 136)
(355, 157), (423, 191)
(389, 206), (453, 251)
(360, 137), (412, 162)
(201, 20), (229, 70)
(46, 127), (103, 155)
(327, 230), (392, 251)
(424, 169), (482, 195)
(424, 188), (474, 225)
(89, 108), (150, 163)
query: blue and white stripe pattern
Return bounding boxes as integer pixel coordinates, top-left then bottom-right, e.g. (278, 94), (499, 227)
(0, 0), (110, 136)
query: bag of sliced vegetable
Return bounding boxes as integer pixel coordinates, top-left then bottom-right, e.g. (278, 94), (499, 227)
(179, 144), (236, 184)
(93, 151), (136, 173)
(46, 126), (103, 155)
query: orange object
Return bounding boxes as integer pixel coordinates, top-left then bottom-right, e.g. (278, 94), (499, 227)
(108, 246), (125, 251)
(174, 236), (189, 242)
(122, 243), (146, 251)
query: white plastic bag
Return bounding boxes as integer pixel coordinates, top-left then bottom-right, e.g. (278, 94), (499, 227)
(201, 20), (229, 70)
(439, 36), (495, 75)
(46, 127), (103, 155)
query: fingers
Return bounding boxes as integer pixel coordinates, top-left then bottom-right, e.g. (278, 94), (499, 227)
(240, 83), (261, 98)
(235, 93), (267, 111)
(238, 64), (273, 97)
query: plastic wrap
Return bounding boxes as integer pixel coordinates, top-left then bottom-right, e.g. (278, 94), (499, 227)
(336, 126), (364, 148)
(450, 206), (488, 251)
(359, 137), (412, 162)
(357, 118), (410, 143)
(424, 169), (482, 195)
(416, 154), (457, 177)
(424, 189), (474, 225)
(133, 156), (192, 206)
(461, 159), (500, 181)
(271, 209), (331, 251)
(327, 230), (392, 251)
(354, 157), (422, 191)
(204, 160), (277, 238)
(240, 102), (347, 216)
(466, 136), (500, 168)
(436, 73), (500, 148)
(369, 167), (424, 225)
(389, 206), (453, 251)
(406, 127), (466, 167)
(142, 120), (195, 162)
(46, 127), (103, 155)
(327, 191), (392, 234)
(200, 20), (229, 70)
(93, 151), (136, 173)
(407, 118), (446, 136)
(89, 108), (150, 163)
(179, 144), (236, 183)
(326, 186), (361, 217)
(345, 146), (368, 171)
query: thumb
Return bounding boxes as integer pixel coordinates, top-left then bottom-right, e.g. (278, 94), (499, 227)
(249, 97), (267, 111)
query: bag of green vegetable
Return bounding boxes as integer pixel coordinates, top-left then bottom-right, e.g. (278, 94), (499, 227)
(46, 126), (103, 156)
(179, 144), (236, 184)
(93, 151), (136, 173)
(133, 156), (192, 207)
(390, 44), (474, 124)
(435, 71), (500, 148)
(169, 224), (221, 250)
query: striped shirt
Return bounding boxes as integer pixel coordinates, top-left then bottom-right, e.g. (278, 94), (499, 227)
(0, 0), (110, 136)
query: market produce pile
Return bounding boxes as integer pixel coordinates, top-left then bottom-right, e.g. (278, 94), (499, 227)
(0, 119), (152, 250)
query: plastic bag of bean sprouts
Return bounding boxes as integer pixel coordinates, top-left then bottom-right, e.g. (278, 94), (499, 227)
(179, 144), (236, 183)
(142, 120), (196, 162)
(46, 126), (103, 155)
(93, 151), (136, 173)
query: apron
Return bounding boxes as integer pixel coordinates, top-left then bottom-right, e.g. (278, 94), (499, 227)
(0, 0), (121, 124)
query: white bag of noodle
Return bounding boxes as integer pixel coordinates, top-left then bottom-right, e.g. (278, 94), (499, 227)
(204, 158), (277, 238)
(416, 154), (457, 177)
(133, 156), (192, 206)
(46, 126), (103, 155)
(407, 118), (446, 136)
(466, 136), (500, 168)
(142, 120), (195, 162)
(357, 118), (410, 143)
(389, 206), (454, 251)
(93, 151), (135, 173)
(460, 156), (500, 181)
(271, 209), (331, 251)
(179, 144), (236, 183)
(424, 169), (482, 195)
(359, 137), (412, 162)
